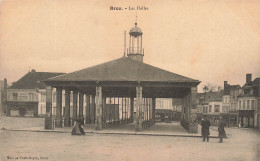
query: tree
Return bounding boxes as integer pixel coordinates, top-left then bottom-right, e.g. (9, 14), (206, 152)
(203, 82), (221, 92)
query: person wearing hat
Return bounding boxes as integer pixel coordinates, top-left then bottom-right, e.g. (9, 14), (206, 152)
(218, 116), (226, 143)
(201, 115), (210, 142)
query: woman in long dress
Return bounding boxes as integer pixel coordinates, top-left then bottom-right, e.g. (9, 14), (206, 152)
(71, 120), (81, 135)
(218, 117), (226, 143)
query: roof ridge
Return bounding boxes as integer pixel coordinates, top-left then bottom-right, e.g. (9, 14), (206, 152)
(46, 57), (200, 83)
(48, 57), (126, 80)
(140, 61), (199, 82)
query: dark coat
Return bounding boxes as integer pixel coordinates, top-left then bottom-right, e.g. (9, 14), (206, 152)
(218, 120), (226, 138)
(201, 119), (210, 136)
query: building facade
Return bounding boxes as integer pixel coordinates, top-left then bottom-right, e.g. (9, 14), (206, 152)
(222, 81), (242, 127)
(6, 70), (64, 117)
(0, 79), (8, 115)
(237, 74), (260, 129)
(196, 90), (224, 126)
(154, 98), (182, 122)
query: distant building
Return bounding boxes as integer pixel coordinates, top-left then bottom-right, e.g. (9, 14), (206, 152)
(155, 98), (173, 123)
(0, 78), (8, 115)
(155, 98), (182, 122)
(222, 81), (242, 127)
(6, 70), (64, 117)
(237, 74), (260, 129)
(196, 90), (224, 125)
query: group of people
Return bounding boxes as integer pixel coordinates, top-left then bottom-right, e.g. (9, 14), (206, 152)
(71, 118), (85, 135)
(201, 115), (226, 143)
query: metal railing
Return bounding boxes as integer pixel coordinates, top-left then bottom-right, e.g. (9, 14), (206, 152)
(127, 48), (144, 55)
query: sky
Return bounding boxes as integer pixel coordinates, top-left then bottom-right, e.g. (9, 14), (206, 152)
(0, 0), (260, 92)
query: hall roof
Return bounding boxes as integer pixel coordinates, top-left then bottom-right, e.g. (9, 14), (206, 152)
(46, 57), (200, 84)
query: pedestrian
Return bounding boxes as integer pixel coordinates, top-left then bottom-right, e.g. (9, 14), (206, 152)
(218, 117), (226, 143)
(201, 115), (210, 142)
(78, 118), (85, 135)
(238, 120), (241, 128)
(71, 119), (81, 135)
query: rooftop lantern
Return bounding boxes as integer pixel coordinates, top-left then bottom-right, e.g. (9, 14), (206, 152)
(127, 22), (144, 62)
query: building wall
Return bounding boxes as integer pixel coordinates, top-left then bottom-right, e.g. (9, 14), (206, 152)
(6, 89), (38, 116)
(7, 89), (38, 102)
(222, 95), (230, 114)
(237, 97), (256, 111)
(208, 101), (222, 114)
(156, 98), (173, 110)
(38, 89), (46, 116)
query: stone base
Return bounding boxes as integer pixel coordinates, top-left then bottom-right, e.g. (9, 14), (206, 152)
(95, 117), (102, 130)
(45, 117), (54, 129)
(135, 121), (142, 132)
(188, 123), (198, 133)
(95, 124), (102, 130)
(64, 118), (71, 127)
(55, 118), (63, 128)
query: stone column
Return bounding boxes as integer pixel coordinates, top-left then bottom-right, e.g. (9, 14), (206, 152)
(103, 97), (106, 124)
(55, 87), (63, 128)
(90, 95), (95, 123)
(135, 86), (143, 131)
(95, 86), (102, 130)
(85, 95), (90, 124)
(79, 91), (84, 124)
(72, 90), (78, 124)
(130, 97), (134, 123)
(46, 86), (53, 115)
(64, 89), (71, 127)
(152, 98), (156, 122)
(189, 87), (198, 133)
(45, 86), (53, 129)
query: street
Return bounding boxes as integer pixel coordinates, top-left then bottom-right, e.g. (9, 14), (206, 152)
(0, 117), (259, 161)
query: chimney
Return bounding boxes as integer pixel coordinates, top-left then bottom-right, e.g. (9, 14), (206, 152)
(224, 81), (228, 95)
(246, 74), (252, 84)
(4, 78), (7, 90)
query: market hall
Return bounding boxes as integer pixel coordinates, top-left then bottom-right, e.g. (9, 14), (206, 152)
(44, 22), (200, 133)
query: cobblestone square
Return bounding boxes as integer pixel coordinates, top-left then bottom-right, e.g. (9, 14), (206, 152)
(0, 117), (259, 161)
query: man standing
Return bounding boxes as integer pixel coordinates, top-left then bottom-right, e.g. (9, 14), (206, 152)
(201, 115), (210, 142)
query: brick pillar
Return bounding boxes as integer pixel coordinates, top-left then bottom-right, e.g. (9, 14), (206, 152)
(79, 91), (84, 124)
(95, 86), (102, 130)
(85, 95), (90, 124)
(72, 90), (78, 124)
(64, 89), (70, 127)
(135, 86), (143, 131)
(130, 97), (134, 123)
(45, 86), (53, 129)
(55, 87), (63, 128)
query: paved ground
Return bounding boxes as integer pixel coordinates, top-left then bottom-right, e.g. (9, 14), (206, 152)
(0, 116), (259, 161)
(0, 117), (219, 137)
